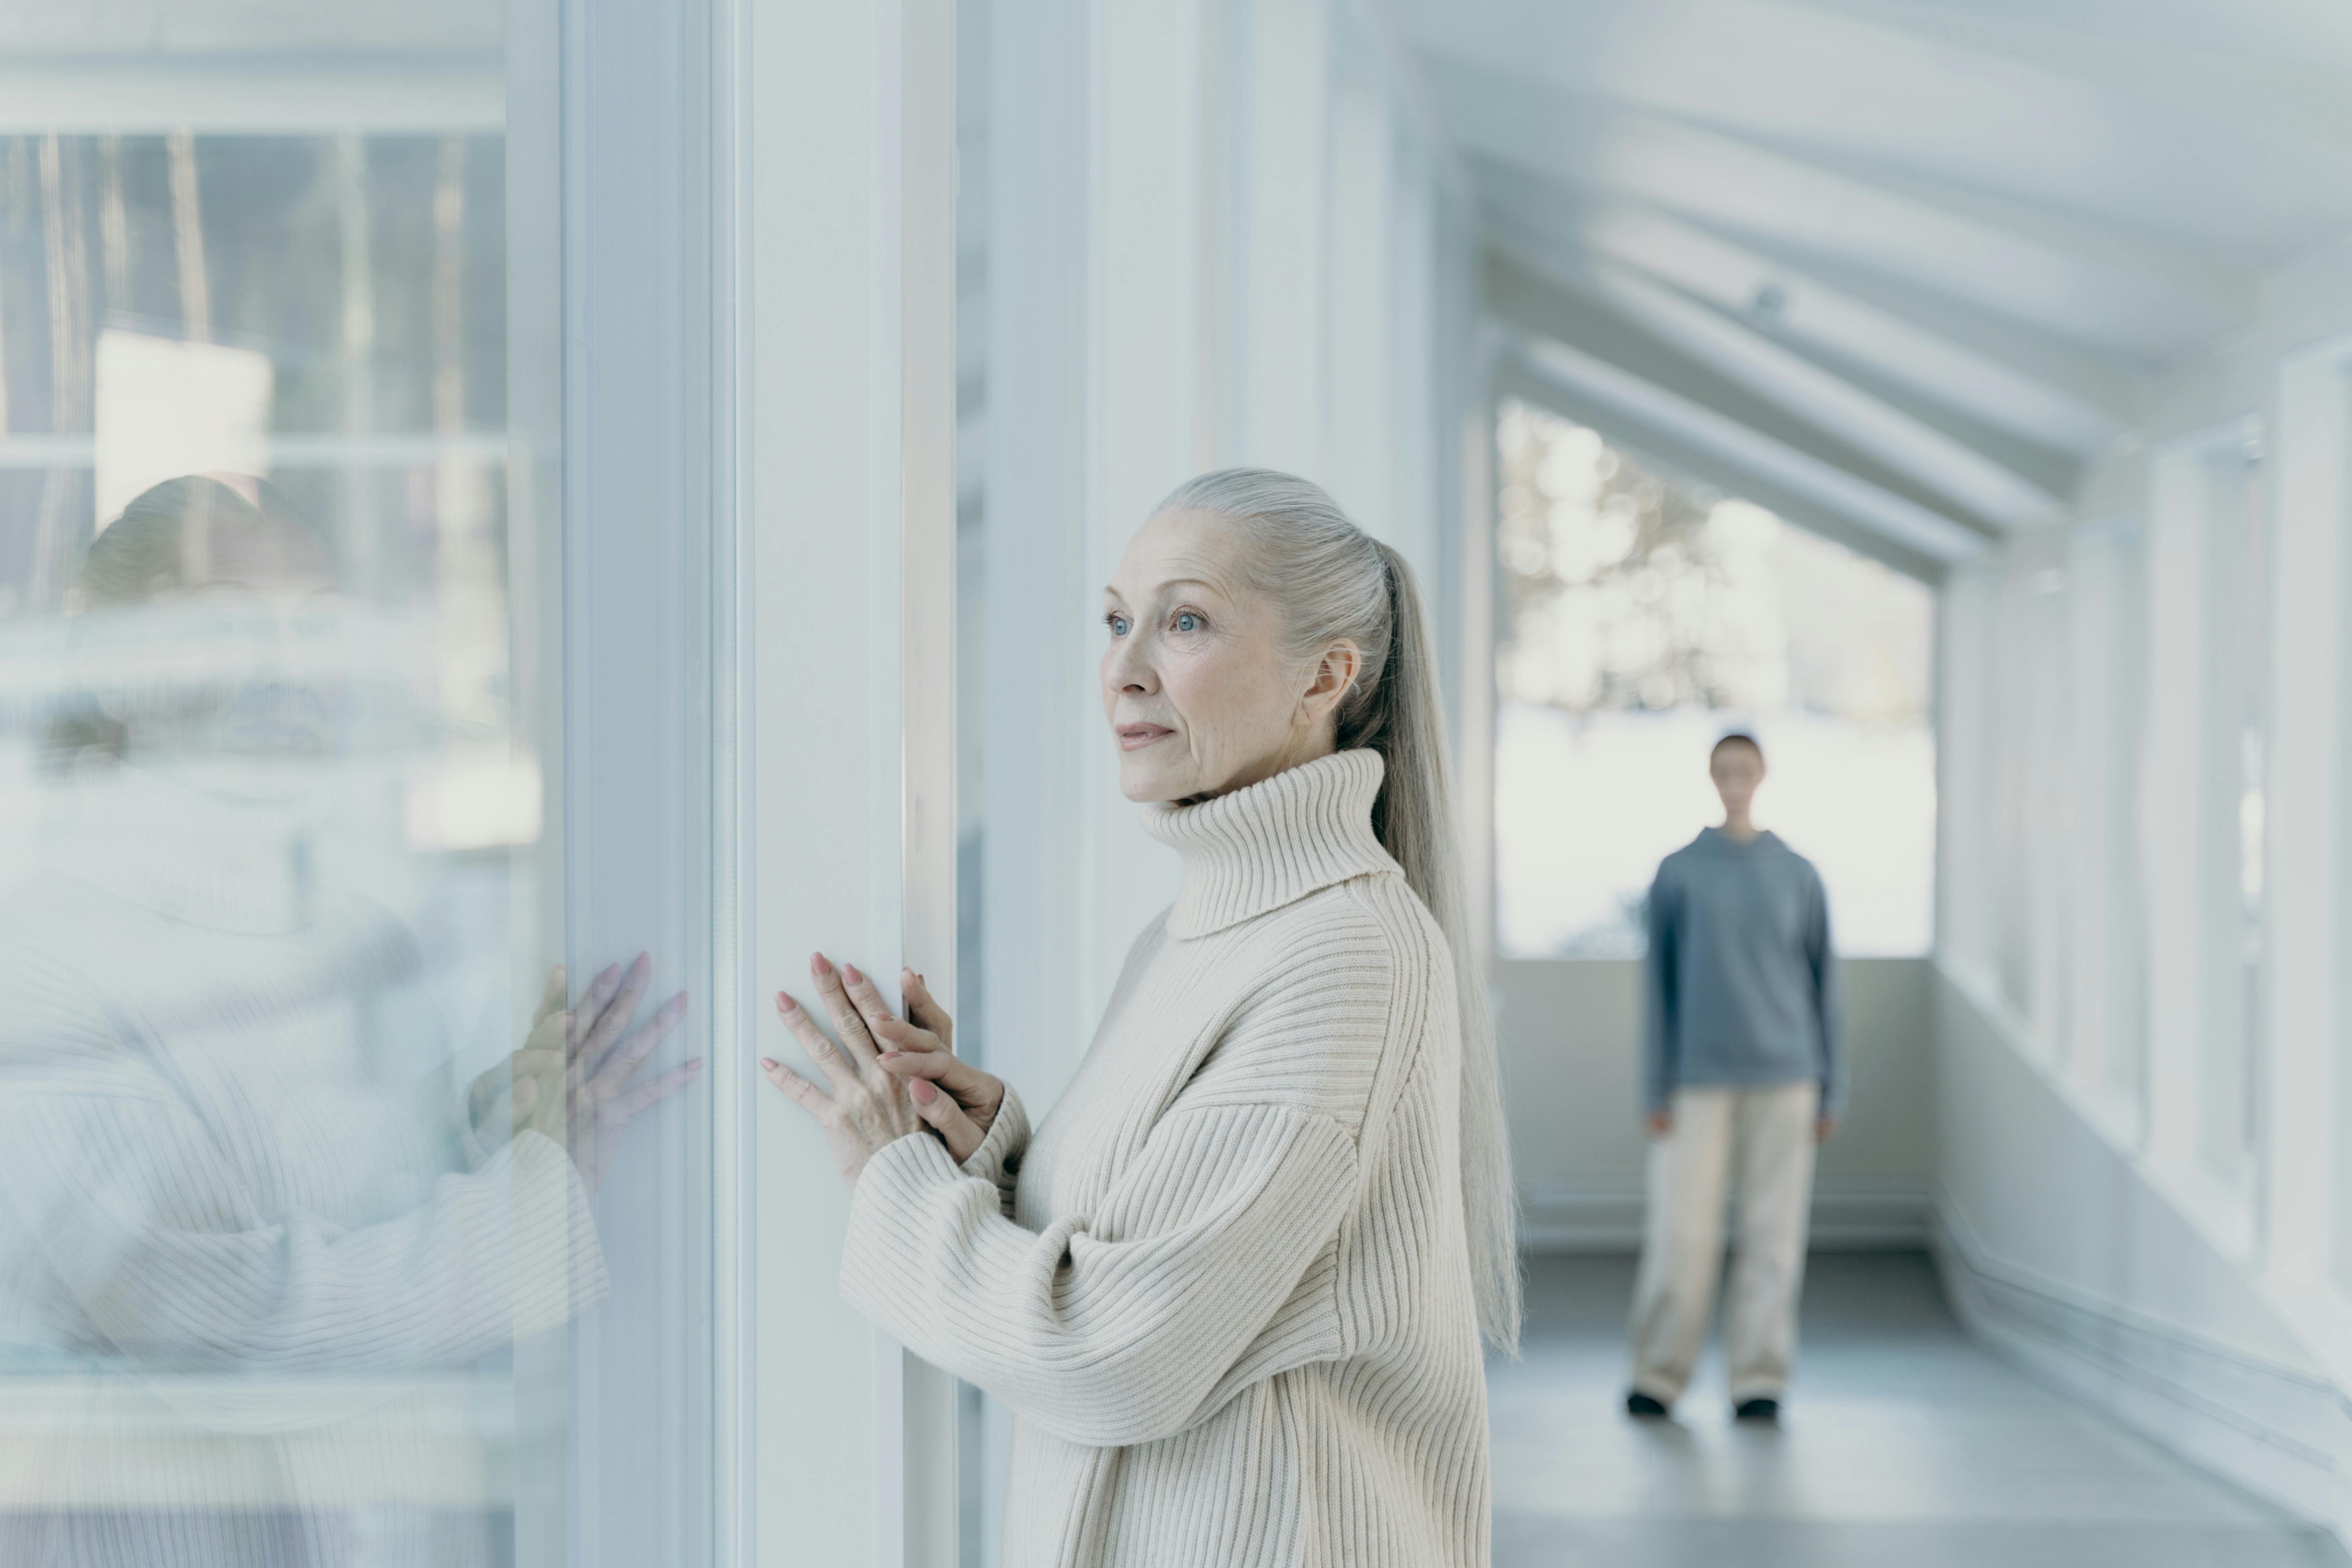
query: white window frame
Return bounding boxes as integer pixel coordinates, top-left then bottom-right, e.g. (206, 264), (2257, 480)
(726, 1), (962, 1564)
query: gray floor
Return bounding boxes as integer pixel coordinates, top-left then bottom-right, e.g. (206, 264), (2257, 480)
(1486, 1251), (2349, 1568)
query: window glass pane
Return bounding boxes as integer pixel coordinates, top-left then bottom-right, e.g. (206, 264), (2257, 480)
(2197, 442), (2267, 1186)
(2054, 520), (2151, 1112)
(1492, 401), (1936, 960)
(0, 20), (714, 1568)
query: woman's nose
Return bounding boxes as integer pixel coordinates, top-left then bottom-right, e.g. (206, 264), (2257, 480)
(1105, 636), (1156, 694)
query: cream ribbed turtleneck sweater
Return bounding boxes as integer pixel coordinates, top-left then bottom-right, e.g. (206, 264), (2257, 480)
(839, 748), (1492, 1568)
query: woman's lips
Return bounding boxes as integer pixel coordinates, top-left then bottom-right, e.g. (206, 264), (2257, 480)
(1116, 723), (1173, 752)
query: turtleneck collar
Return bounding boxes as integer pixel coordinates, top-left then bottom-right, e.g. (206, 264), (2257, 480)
(1141, 748), (1398, 939)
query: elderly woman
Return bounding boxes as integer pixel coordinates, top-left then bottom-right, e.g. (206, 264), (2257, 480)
(761, 468), (1519, 1568)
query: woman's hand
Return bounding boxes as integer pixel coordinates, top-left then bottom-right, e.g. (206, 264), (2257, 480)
(472, 955), (701, 1195)
(761, 953), (928, 1189)
(851, 966), (1002, 1166)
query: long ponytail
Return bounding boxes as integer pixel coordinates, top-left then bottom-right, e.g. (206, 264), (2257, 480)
(1153, 468), (1523, 1355)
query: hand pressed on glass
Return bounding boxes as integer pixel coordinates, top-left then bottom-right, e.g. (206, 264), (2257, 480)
(762, 952), (1005, 1183)
(471, 952), (701, 1194)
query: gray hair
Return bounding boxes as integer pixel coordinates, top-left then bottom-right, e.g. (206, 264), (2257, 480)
(1154, 466), (1523, 1355)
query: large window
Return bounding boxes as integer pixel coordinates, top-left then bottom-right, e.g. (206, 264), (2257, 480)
(1491, 401), (1936, 960)
(0, 17), (723, 1565)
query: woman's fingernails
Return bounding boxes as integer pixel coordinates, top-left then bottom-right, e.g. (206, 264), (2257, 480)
(843, 962), (865, 986)
(759, 1058), (778, 1070)
(811, 952), (832, 976)
(776, 992), (797, 1013)
(911, 1079), (937, 1103)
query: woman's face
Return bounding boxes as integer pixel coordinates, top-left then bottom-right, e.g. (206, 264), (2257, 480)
(80, 519), (352, 794)
(1099, 509), (1354, 803)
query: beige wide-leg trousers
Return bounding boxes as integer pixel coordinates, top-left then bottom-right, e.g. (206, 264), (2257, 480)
(1628, 1080), (1820, 1406)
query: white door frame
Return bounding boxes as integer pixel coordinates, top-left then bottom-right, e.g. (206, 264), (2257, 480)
(729, 1), (962, 1565)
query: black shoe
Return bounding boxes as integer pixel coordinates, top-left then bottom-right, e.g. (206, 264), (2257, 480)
(1733, 1396), (1780, 1423)
(1625, 1390), (1670, 1419)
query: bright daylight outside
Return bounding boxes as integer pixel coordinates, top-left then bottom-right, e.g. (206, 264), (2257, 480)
(1492, 400), (1936, 960)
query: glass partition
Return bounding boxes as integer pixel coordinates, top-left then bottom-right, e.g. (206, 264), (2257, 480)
(0, 11), (722, 1566)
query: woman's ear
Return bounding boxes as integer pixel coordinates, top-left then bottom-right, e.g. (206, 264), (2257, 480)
(1298, 641), (1363, 725)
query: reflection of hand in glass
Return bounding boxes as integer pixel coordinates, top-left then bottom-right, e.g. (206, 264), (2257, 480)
(470, 953), (701, 1195)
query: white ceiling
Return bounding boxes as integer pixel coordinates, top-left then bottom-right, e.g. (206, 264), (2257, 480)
(1397, 0), (2352, 569)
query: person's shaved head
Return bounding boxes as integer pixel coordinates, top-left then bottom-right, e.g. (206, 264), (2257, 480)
(1710, 732), (1763, 767)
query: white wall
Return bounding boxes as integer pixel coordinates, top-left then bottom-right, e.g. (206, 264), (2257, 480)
(1498, 958), (1938, 1251)
(970, 0), (1481, 1109)
(1935, 970), (2352, 1530)
(1934, 223), (2352, 1547)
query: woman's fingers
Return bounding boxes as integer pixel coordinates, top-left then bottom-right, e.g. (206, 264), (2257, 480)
(775, 991), (859, 1092)
(875, 1048), (957, 1081)
(809, 953), (881, 1065)
(608, 1058), (705, 1124)
(579, 953), (654, 1075)
(759, 1057), (830, 1115)
(901, 968), (954, 1052)
(878, 1045), (992, 1095)
(875, 1050), (994, 1104)
(841, 964), (903, 1038)
(570, 960), (625, 1049)
(581, 990), (688, 1098)
(511, 1046), (566, 1076)
(908, 1076), (983, 1164)
(532, 964), (569, 1030)
(865, 1011), (942, 1055)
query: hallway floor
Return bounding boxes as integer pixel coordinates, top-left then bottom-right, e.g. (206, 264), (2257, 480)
(1487, 1251), (2347, 1568)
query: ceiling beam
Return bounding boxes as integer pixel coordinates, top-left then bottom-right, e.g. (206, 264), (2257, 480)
(1493, 353), (1959, 586)
(1788, 0), (2352, 162)
(1424, 53), (2256, 357)
(1491, 217), (2071, 529)
(1470, 161), (2138, 446)
(1486, 246), (2000, 549)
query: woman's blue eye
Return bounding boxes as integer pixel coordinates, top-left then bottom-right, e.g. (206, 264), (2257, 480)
(1174, 612), (1201, 633)
(1108, 614), (1130, 636)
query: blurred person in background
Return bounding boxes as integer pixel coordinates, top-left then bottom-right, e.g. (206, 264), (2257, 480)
(1624, 731), (1838, 1425)
(0, 476), (697, 1567)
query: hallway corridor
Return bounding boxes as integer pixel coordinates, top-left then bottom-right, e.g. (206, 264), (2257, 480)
(1488, 1254), (2348, 1568)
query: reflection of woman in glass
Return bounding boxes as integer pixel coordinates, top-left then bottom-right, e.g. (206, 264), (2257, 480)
(763, 470), (1519, 1568)
(0, 477), (696, 1567)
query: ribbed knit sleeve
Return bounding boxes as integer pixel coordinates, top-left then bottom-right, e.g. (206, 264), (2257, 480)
(0, 1076), (608, 1371)
(839, 1100), (1358, 1449)
(954, 1080), (1031, 1216)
